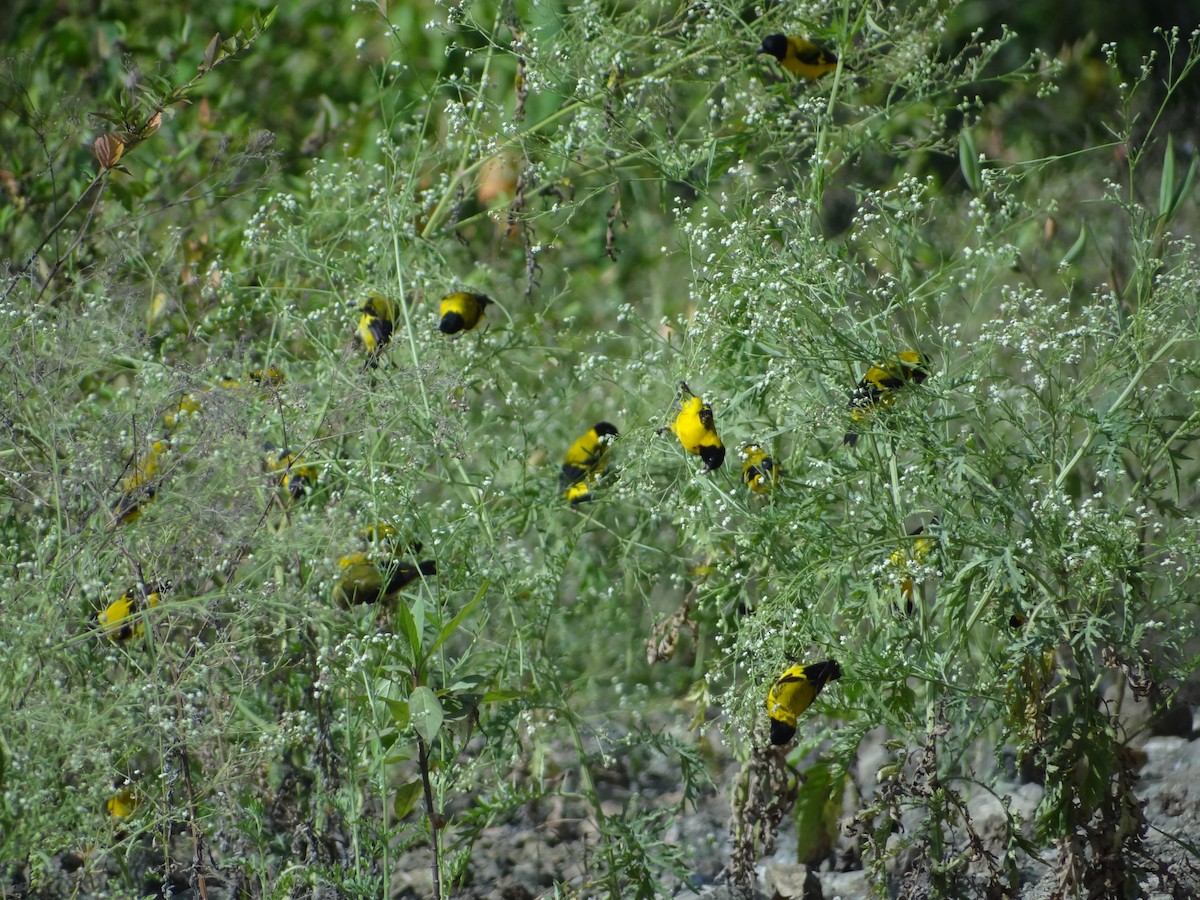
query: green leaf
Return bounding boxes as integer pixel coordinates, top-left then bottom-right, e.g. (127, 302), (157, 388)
(864, 9), (889, 37)
(409, 686), (443, 743)
(393, 779), (423, 820)
(410, 592), (426, 644)
(1058, 223), (1087, 269)
(202, 33), (219, 71)
(481, 689), (525, 704)
(1152, 134), (1197, 225)
(793, 760), (846, 865)
(394, 598), (420, 662)
(1159, 134), (1175, 220)
(440, 692), (480, 721)
(1168, 153), (1197, 223)
(1001, 548), (1027, 596)
(431, 580), (488, 654)
(959, 128), (982, 194)
(445, 676), (483, 693)
(382, 697), (410, 729)
(949, 556), (986, 587)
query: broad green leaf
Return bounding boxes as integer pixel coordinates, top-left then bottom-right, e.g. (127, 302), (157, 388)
(382, 697), (410, 729)
(393, 780), (423, 820)
(409, 686), (443, 743)
(202, 33), (219, 70)
(793, 760), (847, 865)
(445, 676), (483, 693)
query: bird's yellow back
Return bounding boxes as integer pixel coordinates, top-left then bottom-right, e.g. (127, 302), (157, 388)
(438, 291), (491, 334)
(562, 423), (617, 480)
(758, 34), (842, 80)
(765, 659), (841, 744)
(845, 350), (930, 444)
(563, 429), (605, 472)
(358, 311), (393, 355)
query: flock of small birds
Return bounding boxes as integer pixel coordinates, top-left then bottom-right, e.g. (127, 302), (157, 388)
(98, 33), (929, 821)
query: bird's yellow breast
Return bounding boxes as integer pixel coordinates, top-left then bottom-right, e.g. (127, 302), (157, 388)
(672, 396), (718, 450)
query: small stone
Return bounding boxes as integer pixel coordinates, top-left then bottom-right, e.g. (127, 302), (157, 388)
(764, 862), (823, 899)
(818, 869), (872, 900)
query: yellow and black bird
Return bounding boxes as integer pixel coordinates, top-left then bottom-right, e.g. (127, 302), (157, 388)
(332, 552), (437, 607)
(97, 587), (162, 643)
(844, 350), (930, 446)
(162, 393), (201, 433)
(438, 291), (492, 334)
(107, 780), (140, 821)
(111, 440), (169, 528)
(659, 382), (725, 471)
(248, 365), (287, 390)
(765, 659), (842, 745)
(265, 445), (317, 501)
(562, 480), (593, 504)
(740, 443), (779, 494)
(360, 522), (402, 546)
(757, 34), (845, 80)
(218, 365), (287, 397)
(357, 292), (395, 366)
(357, 521), (430, 557)
(888, 519), (937, 614)
(560, 421), (619, 504)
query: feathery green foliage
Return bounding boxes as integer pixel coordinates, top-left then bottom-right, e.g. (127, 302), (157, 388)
(2, 1), (1199, 897)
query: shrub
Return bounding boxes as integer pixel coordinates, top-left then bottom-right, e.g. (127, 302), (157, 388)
(2, 2), (1198, 897)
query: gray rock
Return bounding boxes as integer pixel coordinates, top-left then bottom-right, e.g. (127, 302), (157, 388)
(674, 884), (769, 900)
(818, 868), (873, 900)
(763, 862), (823, 899)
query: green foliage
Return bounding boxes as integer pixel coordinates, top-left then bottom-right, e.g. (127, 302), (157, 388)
(3, 1), (1200, 898)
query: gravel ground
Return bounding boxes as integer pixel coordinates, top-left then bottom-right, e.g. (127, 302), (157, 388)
(11, 714), (1199, 898)
(438, 716), (1200, 900)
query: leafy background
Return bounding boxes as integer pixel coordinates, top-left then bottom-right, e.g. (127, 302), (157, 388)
(2, 0), (1199, 897)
